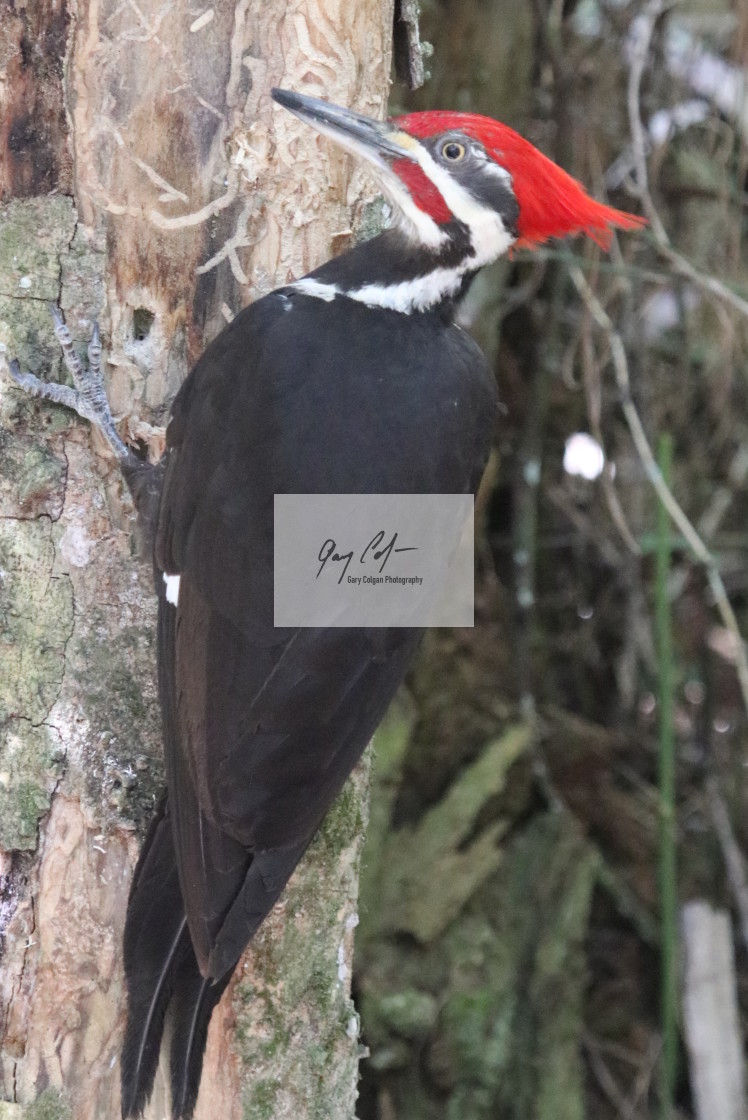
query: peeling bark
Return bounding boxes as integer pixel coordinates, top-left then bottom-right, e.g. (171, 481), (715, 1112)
(0, 1), (394, 1116)
(0, 0), (72, 200)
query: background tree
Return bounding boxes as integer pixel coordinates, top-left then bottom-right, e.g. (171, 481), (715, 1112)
(356, 2), (748, 1120)
(0, 2), (395, 1117)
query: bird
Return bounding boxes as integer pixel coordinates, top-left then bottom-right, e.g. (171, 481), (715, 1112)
(8, 89), (645, 1119)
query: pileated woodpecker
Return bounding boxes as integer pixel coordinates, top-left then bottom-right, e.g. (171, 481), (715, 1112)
(9, 89), (644, 1119)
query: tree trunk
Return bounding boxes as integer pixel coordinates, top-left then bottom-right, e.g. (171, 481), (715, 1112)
(0, 3), (393, 1117)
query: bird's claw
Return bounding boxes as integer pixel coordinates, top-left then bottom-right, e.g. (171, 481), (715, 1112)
(7, 306), (129, 461)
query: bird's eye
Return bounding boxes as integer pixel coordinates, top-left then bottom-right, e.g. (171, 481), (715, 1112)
(441, 141), (466, 162)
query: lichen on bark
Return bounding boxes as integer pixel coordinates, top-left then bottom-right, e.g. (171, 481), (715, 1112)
(231, 759), (370, 1120)
(0, 520), (72, 849)
(0, 197), (77, 371)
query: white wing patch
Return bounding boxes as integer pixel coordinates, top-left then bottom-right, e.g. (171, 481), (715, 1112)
(163, 573), (181, 606)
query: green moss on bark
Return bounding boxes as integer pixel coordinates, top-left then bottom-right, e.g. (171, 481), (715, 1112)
(21, 1088), (71, 1120)
(0, 519), (72, 849)
(0, 197), (77, 374)
(65, 608), (162, 831)
(0, 520), (74, 725)
(233, 761), (370, 1120)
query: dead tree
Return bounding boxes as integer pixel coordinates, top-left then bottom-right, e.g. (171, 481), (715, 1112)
(0, 2), (394, 1116)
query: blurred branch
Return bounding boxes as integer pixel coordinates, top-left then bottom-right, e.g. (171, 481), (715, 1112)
(655, 433), (677, 1120)
(514, 269), (564, 716)
(546, 486), (624, 567)
(681, 901), (748, 1120)
(578, 305), (642, 556)
(393, 0), (428, 90)
(569, 266), (748, 720)
(706, 778), (748, 955)
(697, 446), (748, 543)
(535, 249), (682, 285)
(627, 0), (671, 244)
(584, 1035), (639, 1120)
(655, 243), (748, 321)
(627, 0), (748, 322)
(584, 1031), (659, 1120)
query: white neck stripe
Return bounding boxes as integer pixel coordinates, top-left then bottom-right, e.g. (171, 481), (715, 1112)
(349, 267), (464, 312)
(290, 264), (466, 314)
(292, 278), (339, 302)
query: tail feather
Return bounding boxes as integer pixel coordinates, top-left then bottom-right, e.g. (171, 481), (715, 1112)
(168, 964), (232, 1120)
(120, 794), (300, 1118)
(121, 795), (231, 1120)
(121, 913), (192, 1118)
(121, 796), (194, 1118)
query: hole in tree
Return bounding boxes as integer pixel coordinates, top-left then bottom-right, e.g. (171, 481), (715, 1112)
(132, 308), (155, 342)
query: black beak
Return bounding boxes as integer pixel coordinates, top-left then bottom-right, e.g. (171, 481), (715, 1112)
(271, 89), (414, 163)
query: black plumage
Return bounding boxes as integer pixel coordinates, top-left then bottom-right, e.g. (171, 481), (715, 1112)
(121, 277), (497, 1115)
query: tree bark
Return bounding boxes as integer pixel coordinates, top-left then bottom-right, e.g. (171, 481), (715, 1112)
(0, 2), (394, 1117)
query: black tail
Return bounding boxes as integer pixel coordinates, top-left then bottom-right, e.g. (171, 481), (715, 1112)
(168, 958), (231, 1119)
(121, 794), (229, 1120)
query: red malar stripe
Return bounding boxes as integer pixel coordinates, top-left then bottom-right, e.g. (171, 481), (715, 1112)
(392, 159), (452, 224)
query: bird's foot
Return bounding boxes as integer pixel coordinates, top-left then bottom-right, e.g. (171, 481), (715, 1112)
(8, 304), (130, 462)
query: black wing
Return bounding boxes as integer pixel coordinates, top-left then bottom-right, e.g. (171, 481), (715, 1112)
(122, 290), (496, 1118)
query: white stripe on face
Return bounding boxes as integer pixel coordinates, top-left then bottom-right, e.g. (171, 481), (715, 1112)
(409, 144), (515, 265)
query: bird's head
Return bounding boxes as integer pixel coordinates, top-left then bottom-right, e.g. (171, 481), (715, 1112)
(271, 89), (645, 267)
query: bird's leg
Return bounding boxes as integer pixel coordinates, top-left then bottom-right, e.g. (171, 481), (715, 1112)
(7, 306), (165, 538)
(8, 304), (134, 465)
